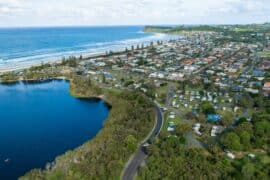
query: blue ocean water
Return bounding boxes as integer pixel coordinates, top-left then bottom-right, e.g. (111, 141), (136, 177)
(0, 80), (110, 179)
(0, 26), (175, 70)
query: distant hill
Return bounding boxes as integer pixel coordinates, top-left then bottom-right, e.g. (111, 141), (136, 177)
(144, 26), (173, 33)
(144, 25), (225, 33)
(144, 23), (270, 34)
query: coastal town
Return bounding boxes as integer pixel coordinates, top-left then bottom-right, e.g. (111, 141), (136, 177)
(1, 25), (270, 179)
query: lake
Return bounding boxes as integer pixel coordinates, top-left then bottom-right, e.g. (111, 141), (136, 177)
(0, 80), (110, 179)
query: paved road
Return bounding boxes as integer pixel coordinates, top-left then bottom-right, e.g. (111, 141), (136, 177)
(122, 104), (163, 180)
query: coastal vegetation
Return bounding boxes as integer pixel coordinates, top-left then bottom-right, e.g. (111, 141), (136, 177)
(138, 86), (270, 180)
(144, 23), (270, 44)
(138, 113), (270, 179)
(0, 71), (20, 83)
(144, 23), (270, 34)
(1, 23), (270, 179)
(138, 135), (269, 179)
(144, 25), (225, 34)
(20, 74), (156, 179)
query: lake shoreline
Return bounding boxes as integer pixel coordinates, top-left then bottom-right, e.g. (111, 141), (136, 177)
(18, 74), (155, 179)
(0, 77), (112, 109)
(0, 29), (159, 179)
(0, 79), (111, 179)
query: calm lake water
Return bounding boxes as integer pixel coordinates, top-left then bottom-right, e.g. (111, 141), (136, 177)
(0, 80), (110, 179)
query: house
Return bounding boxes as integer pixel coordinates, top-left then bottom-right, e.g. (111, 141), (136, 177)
(87, 70), (97, 75)
(249, 81), (262, 88)
(260, 60), (270, 70)
(103, 72), (113, 79)
(192, 109), (199, 116)
(234, 106), (239, 113)
(182, 59), (195, 66)
(167, 122), (176, 132)
(253, 69), (265, 77)
(96, 62), (106, 67)
(231, 85), (244, 92)
(226, 152), (235, 159)
(211, 126), (219, 137)
(228, 68), (238, 73)
(149, 72), (165, 79)
(263, 82), (270, 91)
(169, 113), (176, 119)
(263, 91), (270, 97)
(193, 123), (202, 136)
(207, 114), (221, 123)
(238, 77), (248, 84)
(245, 88), (259, 94)
(184, 65), (198, 72)
(168, 73), (184, 81)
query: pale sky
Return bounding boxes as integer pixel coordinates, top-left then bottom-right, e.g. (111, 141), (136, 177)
(0, 0), (269, 27)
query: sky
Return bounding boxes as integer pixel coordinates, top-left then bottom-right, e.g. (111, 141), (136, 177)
(0, 0), (269, 27)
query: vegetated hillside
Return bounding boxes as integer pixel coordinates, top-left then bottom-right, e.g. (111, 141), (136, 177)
(144, 23), (270, 34)
(144, 25), (225, 34)
(144, 26), (173, 33)
(137, 96), (270, 180)
(20, 76), (156, 180)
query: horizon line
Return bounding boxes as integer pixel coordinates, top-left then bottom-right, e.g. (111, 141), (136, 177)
(0, 22), (269, 29)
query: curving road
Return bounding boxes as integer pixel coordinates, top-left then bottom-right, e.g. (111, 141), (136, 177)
(121, 103), (163, 180)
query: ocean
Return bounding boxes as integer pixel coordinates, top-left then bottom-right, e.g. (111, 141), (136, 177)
(0, 26), (176, 71)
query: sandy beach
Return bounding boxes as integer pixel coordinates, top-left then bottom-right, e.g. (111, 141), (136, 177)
(0, 51), (106, 73)
(0, 26), (179, 74)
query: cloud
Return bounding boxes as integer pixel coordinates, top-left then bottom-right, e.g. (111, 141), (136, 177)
(0, 0), (25, 15)
(0, 0), (269, 27)
(212, 0), (268, 14)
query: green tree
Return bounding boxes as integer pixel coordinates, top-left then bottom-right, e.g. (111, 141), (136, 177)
(239, 94), (254, 108)
(175, 123), (192, 143)
(253, 96), (264, 108)
(220, 132), (242, 150)
(125, 135), (137, 152)
(235, 122), (253, 134)
(236, 117), (247, 125)
(239, 131), (251, 150)
(137, 57), (147, 66)
(201, 101), (215, 115)
(254, 121), (270, 137)
(221, 111), (234, 126)
(254, 121), (270, 148)
(102, 74), (106, 83)
(241, 163), (255, 180)
(252, 113), (270, 123)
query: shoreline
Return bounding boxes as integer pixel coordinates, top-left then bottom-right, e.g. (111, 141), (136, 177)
(0, 51), (106, 73)
(0, 46), (138, 73)
(0, 77), (109, 107)
(17, 75), (156, 179)
(0, 32), (180, 73)
(0, 78), (112, 179)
